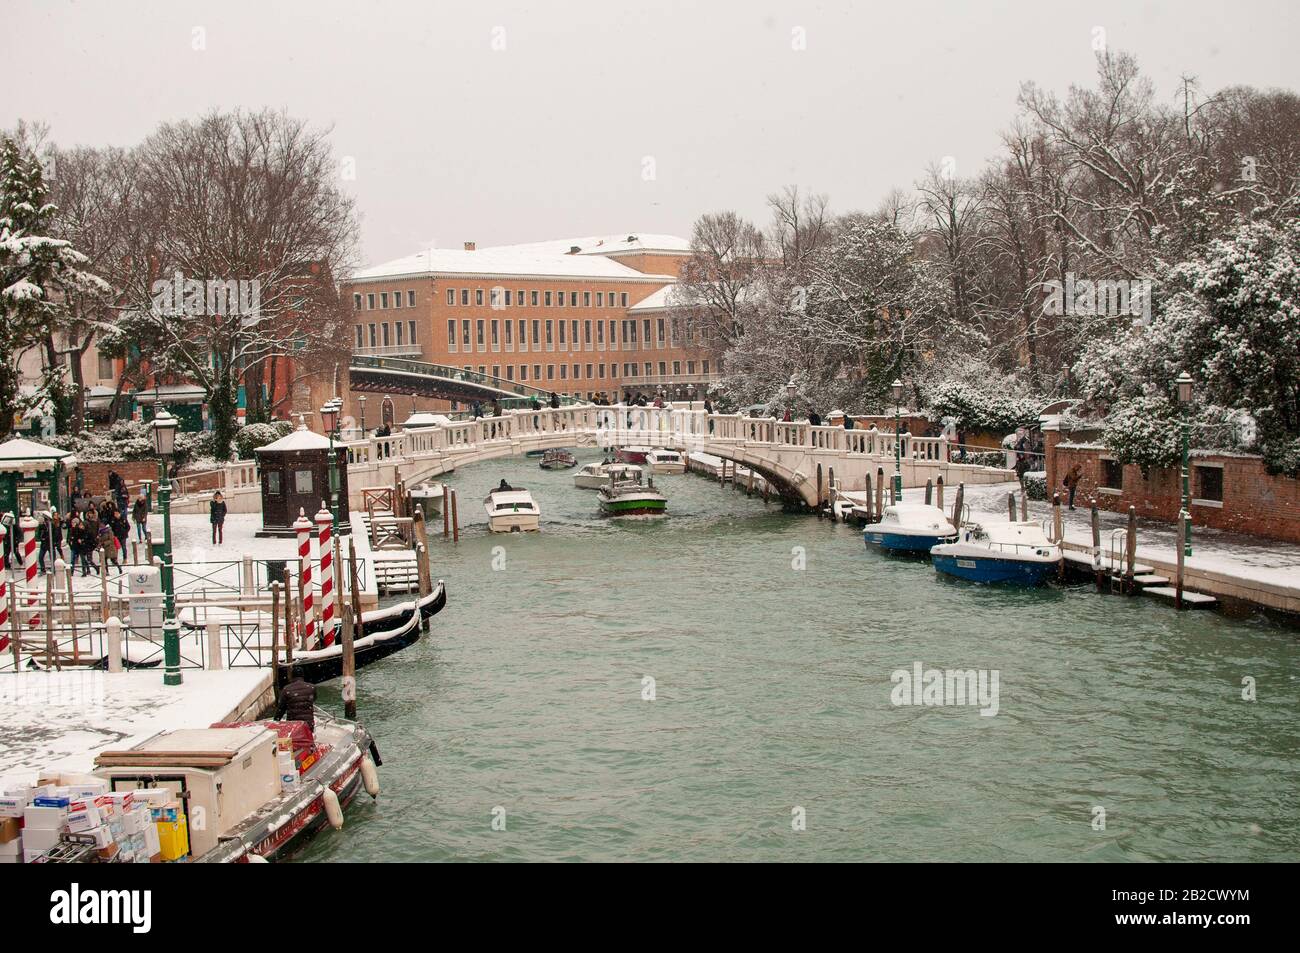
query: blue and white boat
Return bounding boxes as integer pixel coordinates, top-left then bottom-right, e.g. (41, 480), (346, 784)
(863, 503), (958, 553)
(929, 521), (1062, 585)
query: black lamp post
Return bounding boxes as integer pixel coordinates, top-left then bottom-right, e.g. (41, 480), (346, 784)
(1175, 370), (1194, 556)
(357, 395), (367, 436)
(892, 378), (904, 501)
(151, 408), (181, 686)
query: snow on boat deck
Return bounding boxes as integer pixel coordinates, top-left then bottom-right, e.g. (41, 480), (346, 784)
(0, 668), (273, 779)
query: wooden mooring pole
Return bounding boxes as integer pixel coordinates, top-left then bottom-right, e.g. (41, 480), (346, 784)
(1090, 500), (1104, 591)
(1124, 506), (1138, 594)
(952, 483), (965, 530)
(875, 468), (885, 521)
(1007, 492), (1016, 522)
(442, 484), (450, 538)
(270, 581), (282, 698)
(451, 489), (460, 543)
(935, 476), (944, 514)
(863, 473), (874, 524)
(344, 554), (361, 720)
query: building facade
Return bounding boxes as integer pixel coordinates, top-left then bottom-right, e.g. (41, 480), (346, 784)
(333, 233), (719, 423)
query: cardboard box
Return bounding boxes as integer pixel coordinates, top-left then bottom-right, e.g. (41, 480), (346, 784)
(96, 843), (120, 861)
(0, 796), (25, 818)
(69, 780), (109, 798)
(33, 795), (71, 809)
(0, 837), (21, 856)
(155, 819), (189, 861)
(150, 802), (180, 824)
(23, 805), (66, 829)
(0, 817), (20, 844)
(142, 822), (161, 857)
(22, 827), (61, 852)
(24, 848), (49, 863)
(66, 806), (101, 833)
(84, 826), (113, 849)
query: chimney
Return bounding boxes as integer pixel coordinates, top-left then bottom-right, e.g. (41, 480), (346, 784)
(568, 245), (581, 255)
(464, 241), (476, 251)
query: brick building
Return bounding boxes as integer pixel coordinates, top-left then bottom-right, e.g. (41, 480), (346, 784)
(331, 233), (719, 422)
(1043, 423), (1300, 543)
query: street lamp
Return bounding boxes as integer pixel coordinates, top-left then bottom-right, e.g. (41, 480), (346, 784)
(891, 378), (904, 501)
(1175, 370), (1194, 556)
(357, 395), (367, 436)
(320, 397), (342, 527)
(151, 408), (181, 687)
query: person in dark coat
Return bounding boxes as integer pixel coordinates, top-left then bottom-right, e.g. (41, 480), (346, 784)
(549, 392), (560, 409)
(276, 668), (317, 730)
(97, 516), (121, 571)
(71, 515), (97, 576)
(110, 506), (130, 556)
(210, 492), (228, 545)
(808, 410), (822, 427)
(132, 491), (149, 542)
(843, 413), (854, 431)
(1063, 464), (1084, 511)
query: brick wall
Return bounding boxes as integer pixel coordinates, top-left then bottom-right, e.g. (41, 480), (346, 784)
(1044, 428), (1300, 543)
(73, 461), (161, 496)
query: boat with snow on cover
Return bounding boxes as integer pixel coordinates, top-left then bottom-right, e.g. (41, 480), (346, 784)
(862, 503), (958, 554)
(929, 521), (1062, 585)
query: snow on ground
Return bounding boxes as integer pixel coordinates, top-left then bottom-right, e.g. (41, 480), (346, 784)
(0, 668), (271, 779)
(963, 481), (1300, 590)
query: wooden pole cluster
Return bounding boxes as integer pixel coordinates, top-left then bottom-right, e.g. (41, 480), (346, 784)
(875, 467), (885, 522)
(450, 489), (460, 543)
(442, 483), (450, 538)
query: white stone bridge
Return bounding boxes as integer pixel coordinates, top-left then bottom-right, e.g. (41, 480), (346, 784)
(173, 404), (1013, 514)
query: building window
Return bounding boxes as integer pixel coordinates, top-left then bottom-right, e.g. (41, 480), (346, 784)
(382, 323), (390, 347)
(266, 471), (281, 495)
(644, 362), (652, 377)
(393, 291), (402, 309)
(1100, 458), (1123, 491)
(395, 322), (404, 346)
(557, 290), (565, 308)
(353, 293), (363, 310)
(476, 319), (485, 347)
(505, 320), (513, 345)
(533, 364), (541, 381)
(368, 324), (377, 348)
(491, 320), (500, 347)
(461, 289), (469, 306)
(462, 319), (471, 348)
(559, 365), (567, 380)
(448, 320), (457, 349)
(520, 365), (528, 381)
(687, 360), (696, 374)
(659, 361), (666, 376)
(506, 366), (514, 381)
(504, 289), (512, 306)
(408, 320), (416, 346)
(545, 321), (553, 346)
(583, 291), (591, 307)
(531, 290), (539, 306)
(446, 289), (455, 305)
(532, 320), (540, 346)
(573, 364), (580, 379)
(476, 289), (484, 306)
(597, 364), (605, 379)
(492, 365), (499, 379)
(559, 320), (566, 345)
(518, 319), (526, 350)
(584, 320), (592, 346)
(408, 291), (415, 307)
(657, 318), (665, 344)
(702, 360), (709, 375)
(673, 361), (681, 376)
(620, 293), (628, 307)
(380, 293), (389, 308)
(586, 363), (593, 379)
(570, 291), (578, 307)
(355, 325), (364, 349)
(571, 320), (579, 347)
(545, 291), (553, 306)
(367, 293), (375, 310)
(1195, 465), (1224, 503)
(597, 321), (605, 345)
(546, 365), (554, 380)
(294, 469), (313, 494)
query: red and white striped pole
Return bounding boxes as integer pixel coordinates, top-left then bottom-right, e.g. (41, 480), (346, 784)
(315, 505), (336, 648)
(19, 514), (38, 629)
(293, 509), (315, 650)
(0, 521), (9, 653)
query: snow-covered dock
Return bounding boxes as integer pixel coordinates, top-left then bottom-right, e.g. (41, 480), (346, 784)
(964, 482), (1300, 615)
(0, 668), (273, 778)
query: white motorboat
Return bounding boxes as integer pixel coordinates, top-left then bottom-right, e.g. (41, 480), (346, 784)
(408, 481), (444, 517)
(574, 460), (643, 489)
(644, 449), (686, 474)
(483, 484), (541, 532)
(929, 521), (1062, 585)
(862, 503), (958, 553)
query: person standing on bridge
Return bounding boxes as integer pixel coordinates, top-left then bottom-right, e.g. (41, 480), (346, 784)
(843, 413), (854, 431)
(808, 409), (821, 427)
(549, 392), (560, 409)
(705, 397), (714, 434)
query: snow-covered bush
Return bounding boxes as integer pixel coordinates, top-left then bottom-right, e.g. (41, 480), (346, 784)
(1102, 395), (1182, 474)
(925, 380), (1041, 433)
(1022, 470), (1049, 501)
(234, 420), (292, 459)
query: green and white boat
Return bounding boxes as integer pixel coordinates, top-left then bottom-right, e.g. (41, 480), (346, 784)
(597, 470), (667, 517)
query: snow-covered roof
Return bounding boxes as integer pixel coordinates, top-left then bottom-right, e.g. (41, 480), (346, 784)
(254, 426), (333, 454)
(488, 233), (692, 258)
(351, 243), (677, 284)
(0, 437), (73, 463)
(629, 284), (689, 312)
(136, 384), (207, 404)
(400, 412), (454, 429)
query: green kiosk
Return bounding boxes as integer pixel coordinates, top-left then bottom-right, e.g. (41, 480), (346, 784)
(0, 437), (75, 519)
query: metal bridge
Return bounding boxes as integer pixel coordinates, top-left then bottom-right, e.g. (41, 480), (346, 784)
(349, 354), (580, 408)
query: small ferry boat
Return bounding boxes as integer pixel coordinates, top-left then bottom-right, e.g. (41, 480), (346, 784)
(614, 446), (653, 464)
(597, 470), (667, 517)
(408, 481), (444, 515)
(863, 503), (958, 553)
(574, 460), (642, 489)
(538, 448), (578, 470)
(93, 710), (380, 863)
(644, 448), (686, 474)
(929, 521), (1062, 585)
(484, 484), (541, 532)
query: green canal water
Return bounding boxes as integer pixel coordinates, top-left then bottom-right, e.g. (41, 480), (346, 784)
(300, 453), (1300, 862)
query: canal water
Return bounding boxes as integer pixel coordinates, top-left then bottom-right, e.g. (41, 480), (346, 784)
(301, 452), (1300, 862)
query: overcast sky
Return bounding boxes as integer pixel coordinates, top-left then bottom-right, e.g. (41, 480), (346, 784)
(5, 0), (1298, 267)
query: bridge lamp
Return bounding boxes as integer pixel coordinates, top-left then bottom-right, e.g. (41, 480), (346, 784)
(151, 408), (181, 687)
(321, 398), (342, 526)
(891, 378), (904, 502)
(357, 395), (367, 434)
(1175, 371), (1194, 556)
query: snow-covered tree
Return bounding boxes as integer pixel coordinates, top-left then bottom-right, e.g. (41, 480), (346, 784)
(0, 136), (109, 438)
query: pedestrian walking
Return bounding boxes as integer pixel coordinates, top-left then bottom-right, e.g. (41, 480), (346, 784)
(210, 491), (228, 545)
(1063, 464), (1083, 510)
(132, 491), (149, 542)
